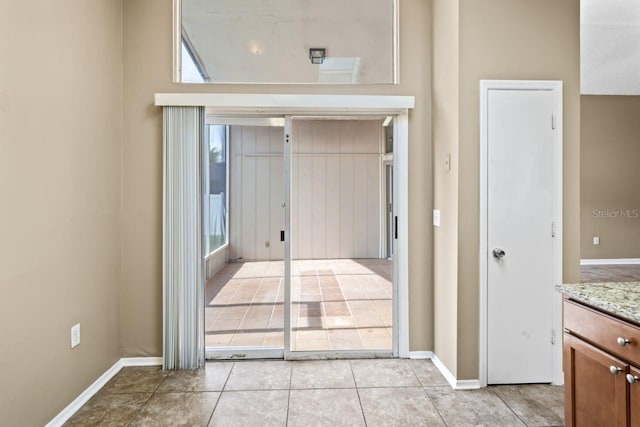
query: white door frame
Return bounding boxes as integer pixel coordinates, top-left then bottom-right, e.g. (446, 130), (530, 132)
(478, 80), (563, 387)
(155, 94), (414, 359)
(382, 159), (394, 259)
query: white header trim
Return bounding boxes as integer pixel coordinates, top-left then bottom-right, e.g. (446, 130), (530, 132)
(155, 94), (415, 115)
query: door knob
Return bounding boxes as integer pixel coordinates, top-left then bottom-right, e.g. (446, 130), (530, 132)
(627, 374), (639, 384)
(492, 248), (506, 259)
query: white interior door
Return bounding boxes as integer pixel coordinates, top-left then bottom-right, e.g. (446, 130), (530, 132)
(487, 88), (556, 384)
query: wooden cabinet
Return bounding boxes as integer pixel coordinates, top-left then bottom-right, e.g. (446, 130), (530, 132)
(631, 367), (640, 426)
(564, 298), (640, 427)
(564, 333), (628, 426)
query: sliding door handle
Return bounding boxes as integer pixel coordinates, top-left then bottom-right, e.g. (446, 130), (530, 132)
(280, 230), (285, 242)
(394, 216), (398, 239)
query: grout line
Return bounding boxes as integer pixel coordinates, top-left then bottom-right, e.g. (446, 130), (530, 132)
(205, 391), (222, 427)
(205, 362), (237, 424)
(149, 371), (168, 394)
(124, 389), (156, 427)
(406, 360), (428, 389)
(355, 385), (449, 390)
(138, 384), (451, 393)
(488, 387), (529, 426)
(423, 387), (449, 427)
(285, 364), (293, 427)
(317, 272), (328, 350)
(209, 297), (393, 309)
(349, 360), (368, 427)
(210, 272), (392, 281)
(220, 362), (236, 392)
(152, 390), (229, 394)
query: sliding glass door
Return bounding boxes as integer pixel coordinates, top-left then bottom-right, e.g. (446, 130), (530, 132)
(285, 117), (394, 358)
(205, 115), (395, 359)
(205, 116), (286, 358)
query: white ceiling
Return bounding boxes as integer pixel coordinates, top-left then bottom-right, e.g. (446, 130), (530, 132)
(181, 0), (395, 84)
(581, 0), (640, 95)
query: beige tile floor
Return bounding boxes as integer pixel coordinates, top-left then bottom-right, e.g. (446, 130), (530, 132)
(64, 359), (565, 426)
(205, 259), (393, 351)
(581, 264), (640, 283)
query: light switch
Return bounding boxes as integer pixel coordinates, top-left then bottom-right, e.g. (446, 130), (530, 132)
(71, 323), (81, 348)
(433, 209), (441, 227)
(593, 237), (600, 245)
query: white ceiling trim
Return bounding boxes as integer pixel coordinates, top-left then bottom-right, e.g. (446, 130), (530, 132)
(154, 93), (414, 115)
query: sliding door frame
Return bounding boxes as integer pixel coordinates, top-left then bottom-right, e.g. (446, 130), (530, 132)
(156, 94), (413, 360)
(283, 115), (400, 360)
(204, 114), (287, 361)
(283, 116), (293, 357)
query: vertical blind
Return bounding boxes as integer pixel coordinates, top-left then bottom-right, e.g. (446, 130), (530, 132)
(163, 106), (205, 370)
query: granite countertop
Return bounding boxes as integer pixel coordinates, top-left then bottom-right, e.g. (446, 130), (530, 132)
(558, 282), (640, 324)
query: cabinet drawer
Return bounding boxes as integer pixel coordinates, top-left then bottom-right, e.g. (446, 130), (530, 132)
(564, 299), (640, 367)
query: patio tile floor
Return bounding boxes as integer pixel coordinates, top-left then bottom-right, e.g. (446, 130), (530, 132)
(205, 259), (392, 351)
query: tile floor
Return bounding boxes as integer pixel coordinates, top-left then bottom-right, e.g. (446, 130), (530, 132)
(205, 259), (393, 351)
(580, 264), (640, 283)
(65, 359), (565, 426)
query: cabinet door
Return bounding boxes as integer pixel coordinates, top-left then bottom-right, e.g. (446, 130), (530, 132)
(629, 366), (640, 427)
(564, 333), (628, 427)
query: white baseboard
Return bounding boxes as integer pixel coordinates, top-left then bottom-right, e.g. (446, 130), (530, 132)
(431, 354), (480, 390)
(46, 357), (163, 427)
(121, 357), (163, 367)
(581, 258), (640, 265)
(45, 360), (123, 427)
(408, 351), (433, 359)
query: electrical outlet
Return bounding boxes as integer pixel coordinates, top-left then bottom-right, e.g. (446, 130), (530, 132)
(593, 237), (600, 245)
(71, 323), (81, 348)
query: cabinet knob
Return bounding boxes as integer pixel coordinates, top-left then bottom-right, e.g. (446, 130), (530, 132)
(610, 366), (623, 375)
(627, 374), (639, 384)
(617, 337), (632, 346)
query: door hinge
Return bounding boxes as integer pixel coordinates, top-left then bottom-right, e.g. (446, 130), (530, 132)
(551, 328), (556, 345)
(551, 114), (556, 130)
(551, 222), (556, 238)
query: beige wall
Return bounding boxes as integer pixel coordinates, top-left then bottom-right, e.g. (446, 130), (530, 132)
(457, 0), (581, 379)
(432, 0), (460, 376)
(581, 96), (640, 259)
(122, 0), (433, 356)
(0, 1), (123, 425)
(432, 0), (581, 380)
